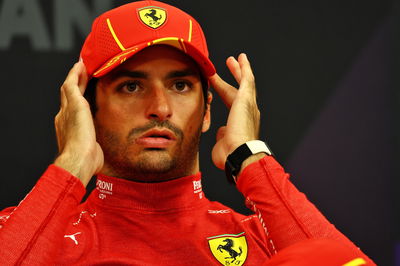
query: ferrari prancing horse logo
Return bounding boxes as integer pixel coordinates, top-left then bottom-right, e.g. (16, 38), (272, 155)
(207, 232), (248, 265)
(138, 6), (167, 29)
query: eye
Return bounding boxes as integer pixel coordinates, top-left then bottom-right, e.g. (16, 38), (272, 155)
(119, 81), (140, 93)
(173, 81), (191, 92)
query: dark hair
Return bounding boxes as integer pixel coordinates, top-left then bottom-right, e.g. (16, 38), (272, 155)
(84, 76), (209, 115)
(84, 78), (99, 114)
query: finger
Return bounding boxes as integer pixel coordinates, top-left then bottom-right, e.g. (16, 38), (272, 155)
(54, 112), (63, 151)
(238, 53), (255, 89)
(211, 142), (225, 170)
(216, 126), (226, 142)
(64, 62), (81, 87)
(63, 62), (87, 101)
(209, 74), (237, 108)
(226, 56), (241, 84)
(237, 53), (257, 101)
(77, 61), (89, 95)
(60, 83), (67, 109)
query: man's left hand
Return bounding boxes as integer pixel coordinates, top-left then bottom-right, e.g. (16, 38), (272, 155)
(209, 53), (261, 170)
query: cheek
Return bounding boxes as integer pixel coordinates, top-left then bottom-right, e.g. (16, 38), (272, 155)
(95, 100), (139, 137)
(176, 98), (205, 134)
(96, 85), (139, 123)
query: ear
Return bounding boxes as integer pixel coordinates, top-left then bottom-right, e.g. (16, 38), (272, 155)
(202, 91), (213, 133)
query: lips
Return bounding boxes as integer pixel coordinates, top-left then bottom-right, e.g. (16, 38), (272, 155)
(136, 128), (177, 148)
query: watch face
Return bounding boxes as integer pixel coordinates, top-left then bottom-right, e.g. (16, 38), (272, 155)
(247, 140), (273, 156)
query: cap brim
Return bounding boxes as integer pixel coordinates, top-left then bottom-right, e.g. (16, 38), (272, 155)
(92, 38), (216, 79)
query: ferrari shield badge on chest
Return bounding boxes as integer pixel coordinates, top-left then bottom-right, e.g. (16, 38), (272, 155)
(138, 6), (167, 29)
(207, 232), (248, 265)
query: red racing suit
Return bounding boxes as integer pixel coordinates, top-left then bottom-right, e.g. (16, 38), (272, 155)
(0, 156), (374, 265)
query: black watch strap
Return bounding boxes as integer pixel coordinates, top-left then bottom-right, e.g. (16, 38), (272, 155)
(225, 140), (272, 184)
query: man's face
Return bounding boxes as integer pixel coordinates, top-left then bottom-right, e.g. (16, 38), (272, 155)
(94, 45), (211, 182)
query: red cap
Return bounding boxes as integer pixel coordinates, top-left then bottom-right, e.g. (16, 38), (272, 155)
(80, 0), (216, 79)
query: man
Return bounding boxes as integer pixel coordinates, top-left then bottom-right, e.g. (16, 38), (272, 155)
(0, 1), (374, 265)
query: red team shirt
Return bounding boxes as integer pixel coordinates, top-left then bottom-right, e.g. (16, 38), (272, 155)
(0, 156), (374, 265)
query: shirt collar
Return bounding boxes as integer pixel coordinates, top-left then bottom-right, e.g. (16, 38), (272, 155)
(90, 172), (205, 211)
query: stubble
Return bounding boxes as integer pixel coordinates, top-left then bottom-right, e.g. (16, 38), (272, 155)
(95, 119), (202, 182)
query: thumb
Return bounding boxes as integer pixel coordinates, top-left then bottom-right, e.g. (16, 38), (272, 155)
(211, 140), (225, 170)
(216, 126), (226, 142)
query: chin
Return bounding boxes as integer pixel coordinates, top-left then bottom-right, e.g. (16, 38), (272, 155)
(134, 151), (176, 173)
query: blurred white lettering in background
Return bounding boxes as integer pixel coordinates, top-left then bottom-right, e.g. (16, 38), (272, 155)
(0, 0), (113, 51)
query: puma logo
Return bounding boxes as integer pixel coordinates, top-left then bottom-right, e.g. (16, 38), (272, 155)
(64, 232), (81, 245)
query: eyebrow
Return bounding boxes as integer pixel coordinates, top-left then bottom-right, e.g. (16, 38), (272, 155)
(112, 70), (148, 79)
(165, 69), (199, 79)
(112, 68), (199, 80)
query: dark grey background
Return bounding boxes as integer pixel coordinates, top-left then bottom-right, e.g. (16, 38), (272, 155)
(0, 0), (397, 265)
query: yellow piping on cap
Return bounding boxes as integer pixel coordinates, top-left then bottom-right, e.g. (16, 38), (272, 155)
(149, 37), (187, 53)
(107, 18), (126, 51)
(188, 19), (193, 42)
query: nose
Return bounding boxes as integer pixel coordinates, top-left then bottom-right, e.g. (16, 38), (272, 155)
(145, 86), (172, 121)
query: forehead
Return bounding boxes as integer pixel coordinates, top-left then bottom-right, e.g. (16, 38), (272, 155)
(102, 45), (202, 80)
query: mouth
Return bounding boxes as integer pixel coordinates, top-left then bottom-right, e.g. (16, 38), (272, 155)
(141, 129), (176, 140)
(136, 128), (177, 148)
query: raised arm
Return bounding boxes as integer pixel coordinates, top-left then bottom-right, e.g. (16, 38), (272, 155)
(0, 62), (101, 264)
(209, 55), (373, 263)
(54, 61), (104, 186)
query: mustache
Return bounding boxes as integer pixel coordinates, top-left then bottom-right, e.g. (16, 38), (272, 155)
(127, 120), (183, 140)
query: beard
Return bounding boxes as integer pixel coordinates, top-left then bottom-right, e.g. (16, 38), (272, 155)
(95, 120), (203, 182)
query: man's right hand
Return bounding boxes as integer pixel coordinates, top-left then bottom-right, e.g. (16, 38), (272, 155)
(54, 61), (104, 187)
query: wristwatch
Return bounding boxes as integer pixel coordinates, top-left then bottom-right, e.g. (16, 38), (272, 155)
(225, 140), (272, 184)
